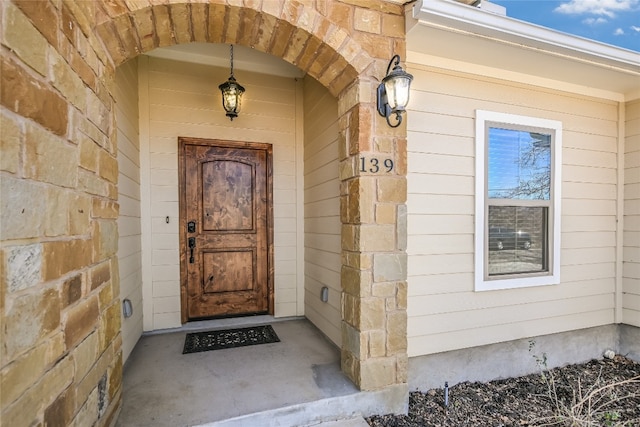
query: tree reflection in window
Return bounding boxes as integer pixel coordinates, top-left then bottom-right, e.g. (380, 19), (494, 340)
(488, 128), (551, 201)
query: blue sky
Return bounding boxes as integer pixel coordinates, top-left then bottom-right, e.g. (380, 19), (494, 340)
(491, 0), (640, 51)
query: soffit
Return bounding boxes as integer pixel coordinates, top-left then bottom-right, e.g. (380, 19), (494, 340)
(145, 43), (305, 79)
(408, 0), (640, 100)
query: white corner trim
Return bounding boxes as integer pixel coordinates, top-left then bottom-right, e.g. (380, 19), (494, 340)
(295, 78), (305, 317)
(138, 56), (154, 331)
(615, 103), (625, 323)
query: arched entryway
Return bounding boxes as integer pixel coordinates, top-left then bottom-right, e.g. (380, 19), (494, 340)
(102, 1), (409, 392)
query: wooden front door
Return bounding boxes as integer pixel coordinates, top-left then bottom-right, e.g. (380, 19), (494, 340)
(179, 137), (273, 322)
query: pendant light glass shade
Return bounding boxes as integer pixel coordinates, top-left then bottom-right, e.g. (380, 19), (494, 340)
(219, 45), (245, 121)
(383, 72), (412, 112)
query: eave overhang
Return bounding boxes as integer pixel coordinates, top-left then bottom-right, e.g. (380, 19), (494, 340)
(408, 0), (640, 101)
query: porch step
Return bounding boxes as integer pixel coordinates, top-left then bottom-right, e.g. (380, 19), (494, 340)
(195, 384), (407, 427)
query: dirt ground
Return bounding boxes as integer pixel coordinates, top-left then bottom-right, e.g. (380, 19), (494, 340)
(366, 355), (640, 426)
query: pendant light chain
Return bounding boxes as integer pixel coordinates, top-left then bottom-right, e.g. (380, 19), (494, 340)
(230, 44), (234, 78)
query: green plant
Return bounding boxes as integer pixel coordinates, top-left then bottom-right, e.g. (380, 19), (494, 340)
(602, 410), (620, 426)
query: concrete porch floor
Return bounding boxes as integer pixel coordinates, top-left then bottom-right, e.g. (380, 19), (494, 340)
(116, 316), (407, 427)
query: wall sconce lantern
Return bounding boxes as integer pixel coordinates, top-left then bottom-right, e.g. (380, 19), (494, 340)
(219, 44), (245, 121)
(377, 54), (413, 128)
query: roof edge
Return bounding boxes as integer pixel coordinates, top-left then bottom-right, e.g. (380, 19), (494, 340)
(412, 0), (640, 73)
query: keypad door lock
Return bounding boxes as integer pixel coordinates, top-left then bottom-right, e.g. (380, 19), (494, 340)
(187, 221), (196, 233)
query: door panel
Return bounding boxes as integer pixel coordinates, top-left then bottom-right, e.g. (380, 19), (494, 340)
(202, 160), (254, 231)
(179, 138), (273, 321)
(202, 250), (255, 293)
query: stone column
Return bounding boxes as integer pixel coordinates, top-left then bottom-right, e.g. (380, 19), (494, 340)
(1, 2), (123, 425)
(339, 78), (408, 391)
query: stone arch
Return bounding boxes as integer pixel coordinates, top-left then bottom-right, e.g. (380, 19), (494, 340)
(94, 2), (374, 97)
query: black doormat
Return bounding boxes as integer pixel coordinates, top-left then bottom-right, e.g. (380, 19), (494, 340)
(182, 325), (280, 354)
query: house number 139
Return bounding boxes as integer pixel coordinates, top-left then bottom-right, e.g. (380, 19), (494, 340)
(360, 157), (394, 173)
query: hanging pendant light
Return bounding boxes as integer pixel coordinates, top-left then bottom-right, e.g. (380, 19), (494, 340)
(219, 44), (245, 121)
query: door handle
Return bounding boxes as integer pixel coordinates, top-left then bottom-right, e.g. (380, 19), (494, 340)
(188, 237), (196, 263)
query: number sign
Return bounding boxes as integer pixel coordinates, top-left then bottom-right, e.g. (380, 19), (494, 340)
(359, 156), (394, 174)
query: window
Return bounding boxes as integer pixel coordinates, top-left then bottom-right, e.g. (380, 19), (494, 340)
(475, 111), (562, 291)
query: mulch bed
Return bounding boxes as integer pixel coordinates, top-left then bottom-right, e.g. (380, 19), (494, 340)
(367, 355), (640, 426)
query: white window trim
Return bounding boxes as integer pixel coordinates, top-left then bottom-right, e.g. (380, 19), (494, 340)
(475, 110), (562, 291)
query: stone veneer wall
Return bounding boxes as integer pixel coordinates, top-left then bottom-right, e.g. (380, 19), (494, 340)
(1, 1), (121, 426)
(1, 1), (409, 425)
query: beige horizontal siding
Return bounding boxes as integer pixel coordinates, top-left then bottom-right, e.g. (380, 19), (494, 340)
(116, 58), (143, 363)
(624, 98), (640, 326)
(411, 310), (613, 355)
(410, 66), (619, 122)
(406, 63), (619, 357)
(408, 234), (473, 255)
(562, 247), (616, 265)
(408, 214), (474, 235)
(562, 231), (617, 248)
(408, 133), (474, 157)
(409, 294), (613, 336)
(407, 194), (473, 215)
(563, 182), (616, 200)
(408, 273), (475, 296)
(410, 277), (614, 316)
(303, 76), (341, 346)
(563, 199), (617, 216)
